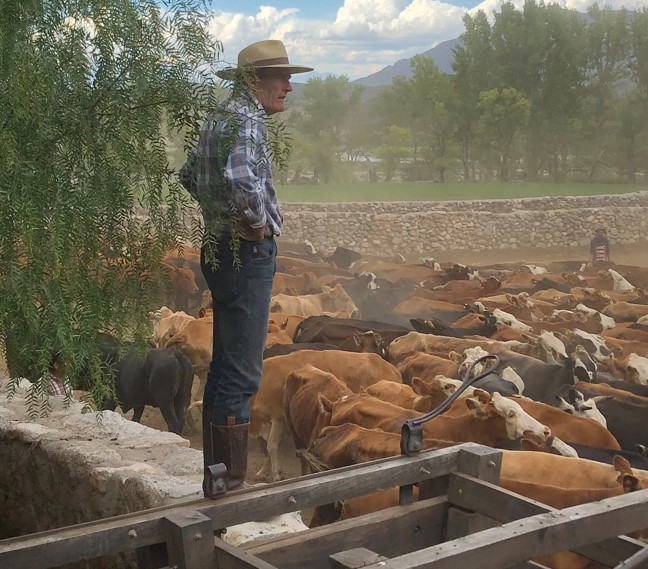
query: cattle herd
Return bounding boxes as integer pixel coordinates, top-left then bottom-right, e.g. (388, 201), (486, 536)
(113, 240), (648, 564)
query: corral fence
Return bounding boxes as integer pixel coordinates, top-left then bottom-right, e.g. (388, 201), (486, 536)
(1, 443), (647, 569)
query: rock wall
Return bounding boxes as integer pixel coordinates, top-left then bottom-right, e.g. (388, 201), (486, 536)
(0, 379), (203, 568)
(277, 192), (648, 255)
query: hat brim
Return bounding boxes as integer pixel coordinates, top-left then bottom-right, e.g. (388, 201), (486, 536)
(217, 64), (314, 80)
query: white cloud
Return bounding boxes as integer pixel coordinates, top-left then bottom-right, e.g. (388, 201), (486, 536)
(206, 0), (646, 81)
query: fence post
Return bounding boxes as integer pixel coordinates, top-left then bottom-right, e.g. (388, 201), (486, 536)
(164, 511), (214, 569)
(445, 445), (502, 541)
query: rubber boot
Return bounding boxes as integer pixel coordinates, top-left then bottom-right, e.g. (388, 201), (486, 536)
(204, 416), (249, 498)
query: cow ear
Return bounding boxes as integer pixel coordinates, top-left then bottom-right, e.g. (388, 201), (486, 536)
(281, 319), (289, 330)
(353, 333), (361, 347)
(473, 389), (491, 404)
(613, 455), (633, 476)
(373, 332), (382, 346)
(466, 398), (488, 417)
(411, 376), (425, 393)
(317, 394), (334, 414)
(322, 285), (332, 293)
(623, 475), (641, 493)
(448, 351), (462, 363)
(505, 293), (514, 304)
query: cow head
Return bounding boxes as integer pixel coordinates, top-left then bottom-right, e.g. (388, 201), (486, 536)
(421, 257), (441, 271)
(608, 269), (636, 293)
(467, 391), (552, 441)
(445, 263), (476, 281)
(322, 284), (358, 314)
(353, 331), (387, 359)
(571, 345), (597, 381)
(538, 330), (568, 365)
(359, 271), (379, 290)
(457, 346), (491, 378)
(626, 353), (648, 385)
(409, 318), (437, 334)
(491, 309), (533, 332)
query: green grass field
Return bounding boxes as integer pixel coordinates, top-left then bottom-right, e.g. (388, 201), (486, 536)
(275, 181), (642, 202)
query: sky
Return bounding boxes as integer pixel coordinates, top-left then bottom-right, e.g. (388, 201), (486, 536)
(207, 0), (645, 82)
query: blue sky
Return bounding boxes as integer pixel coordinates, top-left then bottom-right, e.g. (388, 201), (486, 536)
(206, 0), (644, 81)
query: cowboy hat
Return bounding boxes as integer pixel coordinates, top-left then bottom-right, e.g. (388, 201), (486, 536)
(216, 39), (313, 80)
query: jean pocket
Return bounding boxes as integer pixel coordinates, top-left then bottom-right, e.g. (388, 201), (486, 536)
(248, 239), (276, 263)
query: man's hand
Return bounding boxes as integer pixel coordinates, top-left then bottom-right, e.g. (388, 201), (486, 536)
(238, 222), (267, 241)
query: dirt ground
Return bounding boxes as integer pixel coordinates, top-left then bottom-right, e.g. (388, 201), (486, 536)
(130, 241), (648, 485)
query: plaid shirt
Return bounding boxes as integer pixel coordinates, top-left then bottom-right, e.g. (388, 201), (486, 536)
(47, 372), (71, 397)
(194, 90), (283, 236)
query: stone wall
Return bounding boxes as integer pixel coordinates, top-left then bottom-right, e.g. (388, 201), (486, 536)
(276, 191), (648, 255)
(168, 190), (648, 256)
(0, 379), (203, 568)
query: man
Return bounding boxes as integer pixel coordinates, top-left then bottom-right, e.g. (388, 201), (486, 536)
(192, 40), (312, 497)
(590, 227), (610, 265)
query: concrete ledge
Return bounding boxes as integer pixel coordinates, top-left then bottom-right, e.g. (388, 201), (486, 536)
(0, 378), (203, 553)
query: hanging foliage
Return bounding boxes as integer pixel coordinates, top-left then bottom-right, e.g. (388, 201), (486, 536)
(0, 0), (219, 413)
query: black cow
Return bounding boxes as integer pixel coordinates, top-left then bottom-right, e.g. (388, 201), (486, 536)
(327, 246), (362, 269)
(409, 313), (497, 338)
(294, 315), (411, 348)
(470, 372), (521, 397)
(590, 374), (648, 398)
(566, 443), (648, 470)
(487, 350), (576, 404)
(103, 347), (193, 435)
(562, 385), (648, 453)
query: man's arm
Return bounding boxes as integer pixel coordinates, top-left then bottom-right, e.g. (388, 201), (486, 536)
(224, 113), (268, 235)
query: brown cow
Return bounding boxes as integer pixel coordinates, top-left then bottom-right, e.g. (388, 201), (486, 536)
(388, 332), (539, 364)
(270, 284), (359, 318)
(316, 390), (551, 447)
(250, 349), (402, 481)
(161, 261), (200, 312)
(149, 307), (195, 348)
(443, 395), (620, 450)
(603, 301), (648, 322)
(283, 365), (353, 474)
(164, 316), (213, 411)
(269, 313), (304, 339)
(272, 272), (317, 296)
(396, 351), (459, 383)
(266, 320), (293, 348)
(364, 379), (442, 413)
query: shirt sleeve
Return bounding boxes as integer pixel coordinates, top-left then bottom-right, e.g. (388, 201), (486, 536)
(224, 112), (268, 229)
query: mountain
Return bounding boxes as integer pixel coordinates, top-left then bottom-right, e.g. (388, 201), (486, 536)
(352, 37), (462, 87)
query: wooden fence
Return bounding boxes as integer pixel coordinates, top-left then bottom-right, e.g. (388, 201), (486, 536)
(1, 443), (647, 569)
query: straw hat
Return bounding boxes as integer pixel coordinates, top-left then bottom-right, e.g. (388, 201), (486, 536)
(217, 40), (313, 80)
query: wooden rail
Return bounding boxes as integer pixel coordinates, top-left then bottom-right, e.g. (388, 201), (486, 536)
(1, 442), (647, 569)
(0, 444), (467, 569)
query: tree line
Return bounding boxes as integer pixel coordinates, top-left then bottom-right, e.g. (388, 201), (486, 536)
(286, 1), (648, 184)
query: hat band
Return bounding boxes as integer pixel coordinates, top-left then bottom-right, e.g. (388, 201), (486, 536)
(248, 56), (290, 66)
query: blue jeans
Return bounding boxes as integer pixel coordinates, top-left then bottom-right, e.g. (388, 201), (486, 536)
(201, 235), (276, 425)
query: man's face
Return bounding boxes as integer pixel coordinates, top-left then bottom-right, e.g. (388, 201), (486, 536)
(255, 69), (293, 115)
